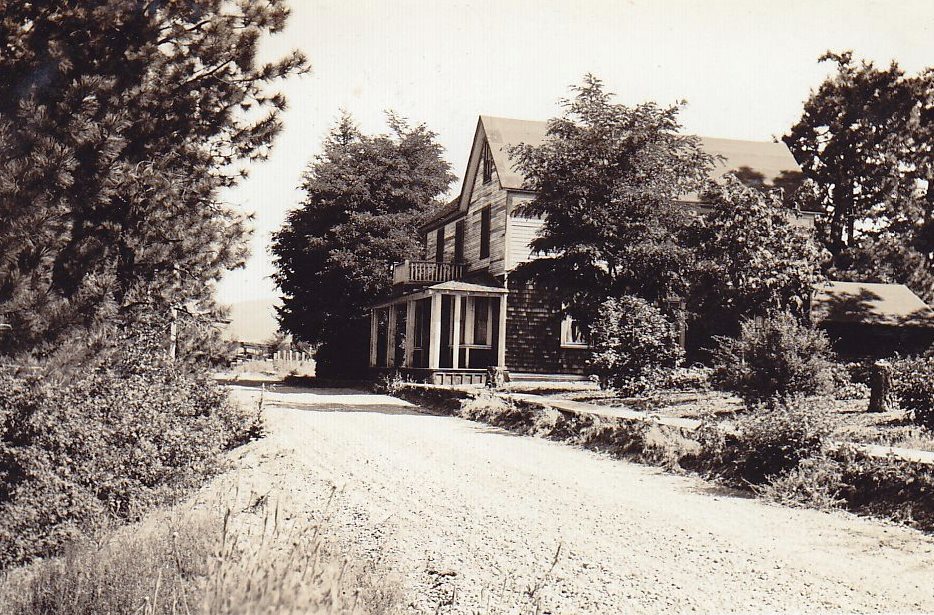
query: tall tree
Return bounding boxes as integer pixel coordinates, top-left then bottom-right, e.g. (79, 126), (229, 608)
(271, 114), (453, 375)
(508, 75), (716, 323)
(0, 0), (307, 356)
(785, 52), (934, 300)
(687, 177), (827, 344)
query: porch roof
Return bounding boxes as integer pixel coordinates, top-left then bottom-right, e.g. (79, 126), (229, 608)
(371, 280), (507, 309)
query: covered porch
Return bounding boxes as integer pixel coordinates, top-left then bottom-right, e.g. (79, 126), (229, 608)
(369, 281), (509, 381)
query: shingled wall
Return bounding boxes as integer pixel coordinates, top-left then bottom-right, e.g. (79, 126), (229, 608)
(505, 278), (590, 375)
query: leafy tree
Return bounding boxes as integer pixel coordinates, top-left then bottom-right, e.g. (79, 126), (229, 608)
(785, 52), (934, 300)
(271, 114), (454, 376)
(507, 75), (716, 324)
(0, 0), (307, 357)
(687, 176), (827, 342)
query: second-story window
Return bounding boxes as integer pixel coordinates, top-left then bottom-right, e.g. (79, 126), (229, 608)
(454, 220), (465, 262)
(481, 142), (493, 184)
(479, 207), (491, 259)
(435, 227), (444, 262)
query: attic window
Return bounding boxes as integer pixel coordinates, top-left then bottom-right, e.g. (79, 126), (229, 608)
(481, 142), (493, 185)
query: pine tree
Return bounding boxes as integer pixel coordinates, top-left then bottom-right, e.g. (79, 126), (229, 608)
(0, 0), (307, 356)
(271, 114), (453, 376)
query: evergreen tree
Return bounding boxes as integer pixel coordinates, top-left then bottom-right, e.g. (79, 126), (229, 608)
(271, 114), (453, 376)
(0, 0), (307, 356)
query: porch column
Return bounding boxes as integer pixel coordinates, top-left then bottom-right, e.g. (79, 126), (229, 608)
(451, 294), (462, 369)
(368, 309), (378, 367)
(497, 294), (508, 367)
(428, 292), (442, 369)
(404, 300), (415, 367)
(385, 304), (397, 367)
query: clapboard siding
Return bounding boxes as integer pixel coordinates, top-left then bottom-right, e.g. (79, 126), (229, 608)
(463, 163), (507, 276)
(505, 278), (590, 374)
(506, 215), (544, 271)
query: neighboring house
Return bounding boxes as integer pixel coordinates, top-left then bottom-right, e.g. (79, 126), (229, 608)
(811, 281), (934, 358)
(368, 115), (815, 384)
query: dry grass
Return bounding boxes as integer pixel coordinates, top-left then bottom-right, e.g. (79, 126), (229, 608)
(0, 491), (399, 615)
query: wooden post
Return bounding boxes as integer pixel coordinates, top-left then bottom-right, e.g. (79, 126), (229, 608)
(428, 292), (442, 369)
(368, 309), (378, 367)
(497, 294), (507, 367)
(451, 294), (462, 369)
(404, 300), (415, 368)
(386, 304), (397, 368)
(868, 359), (894, 413)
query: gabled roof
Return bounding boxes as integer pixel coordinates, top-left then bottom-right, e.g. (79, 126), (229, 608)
(812, 281), (934, 328)
(424, 115), (806, 231)
(479, 115), (801, 194)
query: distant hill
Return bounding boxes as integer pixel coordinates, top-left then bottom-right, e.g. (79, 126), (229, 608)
(223, 298), (281, 344)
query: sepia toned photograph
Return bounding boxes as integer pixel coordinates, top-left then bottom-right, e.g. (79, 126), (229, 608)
(1, 1), (933, 613)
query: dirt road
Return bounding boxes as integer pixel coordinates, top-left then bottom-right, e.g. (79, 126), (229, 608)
(228, 383), (934, 614)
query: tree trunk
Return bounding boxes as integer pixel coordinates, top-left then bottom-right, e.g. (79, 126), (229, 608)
(868, 359), (894, 413)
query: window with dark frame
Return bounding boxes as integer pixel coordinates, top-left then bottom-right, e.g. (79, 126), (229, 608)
(481, 142), (493, 184)
(454, 220), (465, 262)
(435, 227), (444, 262)
(479, 207), (490, 259)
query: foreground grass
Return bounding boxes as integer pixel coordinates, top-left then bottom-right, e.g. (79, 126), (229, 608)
(0, 492), (399, 615)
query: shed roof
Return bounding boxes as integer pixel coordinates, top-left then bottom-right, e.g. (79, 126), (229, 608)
(811, 281), (934, 328)
(479, 115), (801, 195)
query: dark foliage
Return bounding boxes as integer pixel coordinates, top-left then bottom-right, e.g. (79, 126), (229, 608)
(891, 357), (934, 429)
(588, 296), (684, 394)
(729, 396), (836, 485)
(687, 177), (826, 341)
(0, 328), (253, 569)
(785, 51), (934, 302)
(0, 1), (307, 357)
(271, 114), (453, 376)
(507, 75), (716, 323)
(712, 312), (835, 403)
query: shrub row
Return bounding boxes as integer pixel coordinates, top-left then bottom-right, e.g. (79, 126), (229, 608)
(0, 340), (255, 569)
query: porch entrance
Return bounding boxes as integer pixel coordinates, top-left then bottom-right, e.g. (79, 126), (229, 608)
(369, 281), (508, 374)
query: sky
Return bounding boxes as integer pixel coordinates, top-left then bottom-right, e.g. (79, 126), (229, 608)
(216, 0), (934, 305)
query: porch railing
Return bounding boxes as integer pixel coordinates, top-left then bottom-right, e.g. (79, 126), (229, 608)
(392, 260), (465, 286)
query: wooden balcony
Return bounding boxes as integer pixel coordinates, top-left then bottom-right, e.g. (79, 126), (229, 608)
(392, 260), (465, 286)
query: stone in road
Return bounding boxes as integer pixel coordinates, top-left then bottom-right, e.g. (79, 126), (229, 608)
(230, 384), (934, 614)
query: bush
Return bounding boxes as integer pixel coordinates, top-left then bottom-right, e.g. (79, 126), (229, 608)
(731, 396), (835, 484)
(588, 296), (685, 395)
(829, 362), (871, 400)
(0, 331), (253, 569)
(891, 357), (934, 429)
(712, 312), (835, 403)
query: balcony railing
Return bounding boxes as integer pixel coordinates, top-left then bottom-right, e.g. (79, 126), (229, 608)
(393, 260), (465, 286)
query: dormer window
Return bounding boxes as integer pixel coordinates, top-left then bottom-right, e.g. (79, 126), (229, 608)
(481, 142), (493, 185)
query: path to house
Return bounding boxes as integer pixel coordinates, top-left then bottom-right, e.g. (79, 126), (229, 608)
(227, 382), (934, 614)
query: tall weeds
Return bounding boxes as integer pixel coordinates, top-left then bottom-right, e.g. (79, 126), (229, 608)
(0, 495), (399, 615)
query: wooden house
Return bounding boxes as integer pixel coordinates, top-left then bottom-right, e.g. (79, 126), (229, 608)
(368, 116), (814, 384)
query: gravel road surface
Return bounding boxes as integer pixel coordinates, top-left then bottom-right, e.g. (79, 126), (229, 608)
(227, 383), (934, 614)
